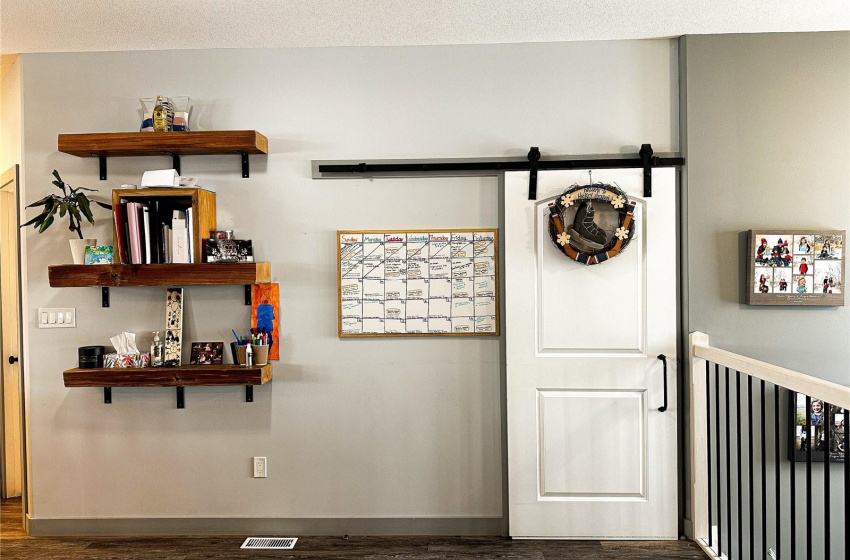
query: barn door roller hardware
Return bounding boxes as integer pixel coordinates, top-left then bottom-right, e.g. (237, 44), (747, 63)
(314, 144), (683, 199)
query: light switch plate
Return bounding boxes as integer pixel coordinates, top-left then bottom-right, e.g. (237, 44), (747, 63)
(38, 307), (76, 328)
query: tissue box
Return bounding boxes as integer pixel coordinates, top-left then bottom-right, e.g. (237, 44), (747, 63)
(104, 353), (151, 368)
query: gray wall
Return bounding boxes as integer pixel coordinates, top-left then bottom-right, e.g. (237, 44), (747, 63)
(18, 41), (678, 534)
(684, 32), (849, 385)
(682, 32), (849, 558)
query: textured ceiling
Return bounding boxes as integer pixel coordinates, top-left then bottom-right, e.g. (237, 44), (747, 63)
(1, 0), (848, 54)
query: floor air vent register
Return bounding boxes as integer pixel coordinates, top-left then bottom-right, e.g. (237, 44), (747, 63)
(240, 537), (298, 549)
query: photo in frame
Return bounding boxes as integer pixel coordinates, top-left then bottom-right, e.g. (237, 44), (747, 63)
(788, 391), (846, 463)
(189, 342), (224, 365)
(747, 230), (844, 306)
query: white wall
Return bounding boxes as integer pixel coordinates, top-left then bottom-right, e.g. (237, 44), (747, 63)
(19, 40), (677, 533)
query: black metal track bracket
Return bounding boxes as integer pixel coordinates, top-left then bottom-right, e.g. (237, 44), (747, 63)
(640, 144), (654, 197)
(527, 147), (541, 200)
(98, 156), (107, 180)
(104, 387), (112, 404)
(245, 285), (252, 305)
(246, 385), (254, 402)
(102, 287), (110, 307)
(176, 386), (185, 409)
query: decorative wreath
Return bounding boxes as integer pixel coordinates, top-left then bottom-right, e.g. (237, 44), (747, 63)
(547, 182), (636, 265)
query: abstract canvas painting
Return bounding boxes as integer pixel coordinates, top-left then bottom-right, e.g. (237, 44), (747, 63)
(251, 283), (280, 360)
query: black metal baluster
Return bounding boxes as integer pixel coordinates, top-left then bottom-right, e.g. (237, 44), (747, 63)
(736, 370), (743, 560)
(726, 367), (732, 558)
(791, 392), (797, 560)
(844, 408), (850, 554)
(706, 361), (713, 549)
(761, 380), (766, 559)
(805, 395), (812, 560)
(775, 386), (781, 560)
(716, 363), (723, 556)
(748, 375), (754, 560)
(824, 400), (830, 560)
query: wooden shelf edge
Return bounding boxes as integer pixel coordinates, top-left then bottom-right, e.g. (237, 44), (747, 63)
(63, 364), (273, 387)
(48, 262), (272, 287)
(58, 130), (269, 157)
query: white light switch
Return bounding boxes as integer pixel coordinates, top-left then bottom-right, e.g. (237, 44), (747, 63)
(38, 308), (76, 329)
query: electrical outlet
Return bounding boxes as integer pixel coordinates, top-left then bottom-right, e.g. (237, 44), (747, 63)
(253, 456), (267, 478)
(38, 308), (76, 328)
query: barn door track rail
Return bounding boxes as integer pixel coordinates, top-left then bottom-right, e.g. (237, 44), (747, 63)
(312, 144), (684, 199)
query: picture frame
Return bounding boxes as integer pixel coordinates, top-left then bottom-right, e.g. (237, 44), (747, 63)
(189, 341), (224, 365)
(747, 229), (844, 306)
(788, 391), (846, 463)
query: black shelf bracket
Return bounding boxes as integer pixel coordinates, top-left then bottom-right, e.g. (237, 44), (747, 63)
(527, 147), (541, 200)
(176, 386), (185, 409)
(246, 385), (254, 402)
(104, 387), (112, 404)
(165, 152), (182, 175)
(241, 152), (250, 178)
(245, 285), (252, 305)
(98, 156), (107, 180)
(102, 287), (110, 307)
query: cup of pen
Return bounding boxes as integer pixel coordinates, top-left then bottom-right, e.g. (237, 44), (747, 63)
(234, 342), (268, 366)
(251, 343), (269, 366)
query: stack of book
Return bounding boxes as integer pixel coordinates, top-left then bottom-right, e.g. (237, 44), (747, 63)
(113, 200), (195, 264)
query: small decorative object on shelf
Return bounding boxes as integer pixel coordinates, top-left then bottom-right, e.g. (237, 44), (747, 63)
(84, 245), (113, 264)
(205, 238), (253, 262)
(547, 172), (636, 266)
(164, 288), (184, 366)
(21, 170), (112, 263)
(150, 331), (164, 367)
(747, 229), (844, 306)
(140, 96), (190, 132)
(190, 342), (224, 365)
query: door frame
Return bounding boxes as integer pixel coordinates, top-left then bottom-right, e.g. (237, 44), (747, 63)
(0, 164), (27, 520)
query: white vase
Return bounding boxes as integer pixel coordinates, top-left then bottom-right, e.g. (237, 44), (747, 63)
(69, 238), (97, 264)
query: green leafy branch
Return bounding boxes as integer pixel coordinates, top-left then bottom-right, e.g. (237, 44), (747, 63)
(21, 170), (112, 239)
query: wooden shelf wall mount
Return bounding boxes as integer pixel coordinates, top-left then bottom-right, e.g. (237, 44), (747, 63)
(63, 364), (273, 408)
(58, 130), (268, 180)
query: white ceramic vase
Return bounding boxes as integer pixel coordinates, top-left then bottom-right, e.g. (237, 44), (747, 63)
(69, 238), (97, 264)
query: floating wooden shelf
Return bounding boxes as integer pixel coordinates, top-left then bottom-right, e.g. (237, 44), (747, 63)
(58, 130), (268, 157)
(63, 364), (272, 387)
(63, 364), (273, 408)
(48, 262), (271, 287)
(57, 130), (268, 179)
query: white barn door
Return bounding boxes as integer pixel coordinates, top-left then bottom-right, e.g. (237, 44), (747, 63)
(506, 168), (678, 539)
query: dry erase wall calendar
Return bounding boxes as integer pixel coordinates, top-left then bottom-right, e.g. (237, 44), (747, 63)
(338, 230), (500, 337)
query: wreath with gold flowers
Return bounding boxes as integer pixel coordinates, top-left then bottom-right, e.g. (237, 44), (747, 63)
(548, 182), (636, 265)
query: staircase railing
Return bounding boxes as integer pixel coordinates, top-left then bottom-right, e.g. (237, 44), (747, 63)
(689, 331), (849, 560)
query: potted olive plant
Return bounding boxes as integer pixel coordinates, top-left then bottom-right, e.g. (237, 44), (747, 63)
(22, 170), (112, 263)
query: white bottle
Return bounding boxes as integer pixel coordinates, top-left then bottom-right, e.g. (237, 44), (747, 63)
(151, 331), (163, 367)
(245, 343), (253, 367)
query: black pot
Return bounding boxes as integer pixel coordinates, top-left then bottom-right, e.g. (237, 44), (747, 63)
(78, 346), (105, 368)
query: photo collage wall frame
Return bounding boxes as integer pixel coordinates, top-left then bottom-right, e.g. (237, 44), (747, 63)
(747, 230), (845, 306)
(788, 392), (846, 463)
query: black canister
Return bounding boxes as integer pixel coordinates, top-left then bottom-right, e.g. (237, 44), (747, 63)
(78, 346), (105, 368)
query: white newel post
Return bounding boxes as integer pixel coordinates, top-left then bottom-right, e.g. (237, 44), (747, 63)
(689, 331), (710, 548)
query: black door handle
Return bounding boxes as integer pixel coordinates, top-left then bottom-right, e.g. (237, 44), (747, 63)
(8, 355), (18, 364)
(657, 354), (668, 412)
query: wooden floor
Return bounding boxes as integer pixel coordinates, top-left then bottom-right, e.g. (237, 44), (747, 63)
(1, 498), (709, 559)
